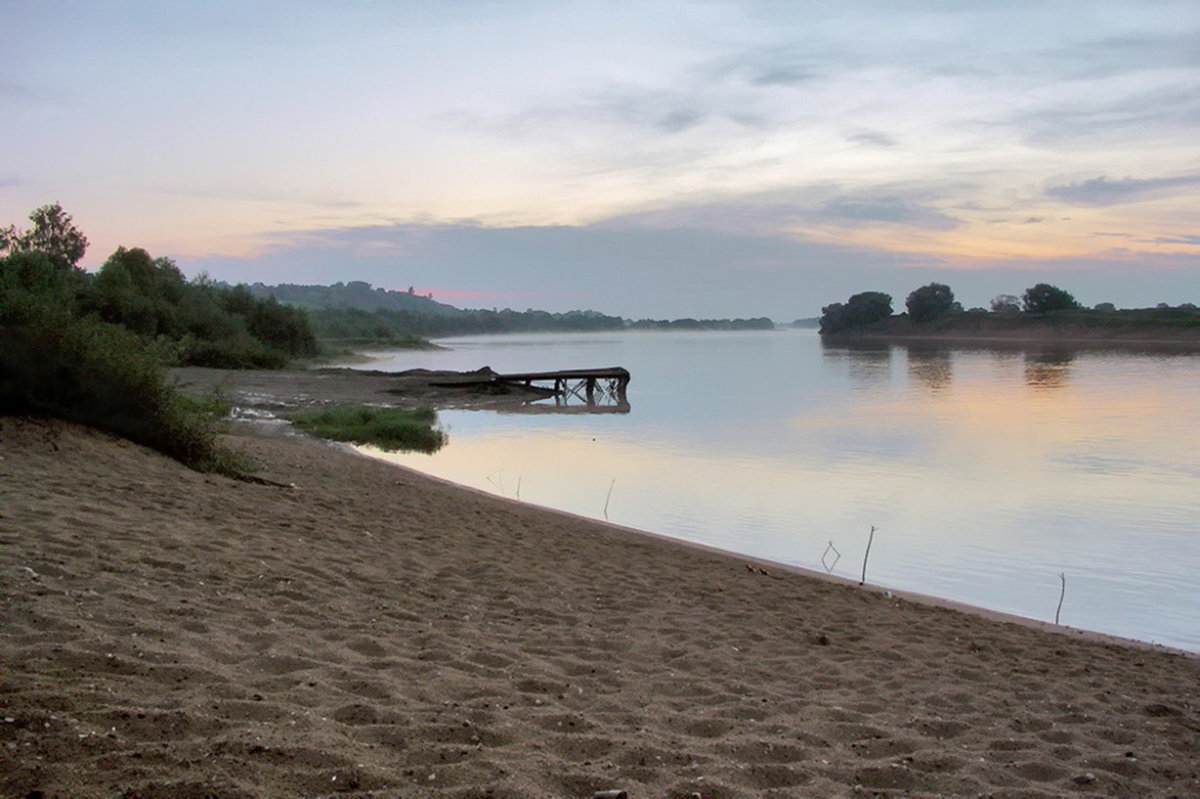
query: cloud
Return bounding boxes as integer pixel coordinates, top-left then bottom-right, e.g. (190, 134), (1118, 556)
(1045, 173), (1200, 206)
(703, 48), (828, 88)
(1037, 32), (1200, 81)
(1152, 234), (1200, 246)
(816, 197), (961, 230)
(846, 130), (899, 148)
(1019, 83), (1200, 147)
(595, 183), (966, 237)
(0, 177), (23, 189)
(1022, 217), (1043, 224)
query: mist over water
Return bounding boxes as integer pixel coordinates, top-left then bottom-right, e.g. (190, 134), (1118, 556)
(353, 330), (1200, 652)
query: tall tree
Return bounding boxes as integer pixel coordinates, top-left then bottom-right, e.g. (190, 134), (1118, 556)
(905, 282), (955, 322)
(0, 203), (89, 270)
(819, 291), (893, 334)
(1022, 283), (1079, 313)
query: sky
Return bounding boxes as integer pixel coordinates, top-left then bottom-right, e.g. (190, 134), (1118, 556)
(3, 0), (1198, 319)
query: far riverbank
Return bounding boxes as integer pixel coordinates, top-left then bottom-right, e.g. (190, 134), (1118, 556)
(821, 311), (1200, 348)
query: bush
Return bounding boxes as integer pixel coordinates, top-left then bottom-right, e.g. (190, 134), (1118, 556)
(288, 405), (446, 453)
(0, 305), (248, 474)
(1, 254), (248, 474)
(819, 291), (893, 334)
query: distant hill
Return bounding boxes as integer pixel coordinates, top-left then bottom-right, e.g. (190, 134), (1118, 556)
(245, 280), (776, 342)
(244, 281), (463, 316)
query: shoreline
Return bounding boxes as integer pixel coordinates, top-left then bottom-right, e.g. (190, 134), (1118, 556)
(3, 417), (1198, 797)
(178, 363), (1197, 655)
(819, 317), (1200, 350)
(353, 438), (1195, 660)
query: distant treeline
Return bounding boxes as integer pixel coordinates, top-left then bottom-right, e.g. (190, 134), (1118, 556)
(626, 317), (775, 331)
(245, 280), (461, 316)
(306, 306), (626, 342)
(248, 281), (777, 340)
(819, 281), (1200, 337)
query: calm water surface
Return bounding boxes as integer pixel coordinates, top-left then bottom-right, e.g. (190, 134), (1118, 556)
(349, 330), (1199, 652)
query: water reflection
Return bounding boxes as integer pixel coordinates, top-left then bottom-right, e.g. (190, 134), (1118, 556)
(820, 340), (894, 386)
(504, 397), (631, 415)
(906, 346), (954, 392)
(823, 341), (1080, 392)
(1024, 350), (1075, 390)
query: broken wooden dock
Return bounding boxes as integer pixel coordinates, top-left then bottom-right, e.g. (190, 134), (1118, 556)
(429, 367), (630, 410)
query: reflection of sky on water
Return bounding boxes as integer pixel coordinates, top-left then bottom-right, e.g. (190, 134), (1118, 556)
(357, 331), (1200, 651)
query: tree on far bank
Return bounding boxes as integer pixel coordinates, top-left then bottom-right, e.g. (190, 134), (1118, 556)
(819, 291), (893, 334)
(905, 282), (955, 322)
(0, 202), (89, 270)
(1023, 283), (1079, 313)
(990, 294), (1021, 313)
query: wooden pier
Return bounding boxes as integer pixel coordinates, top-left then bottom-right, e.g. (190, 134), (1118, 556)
(430, 367), (630, 411)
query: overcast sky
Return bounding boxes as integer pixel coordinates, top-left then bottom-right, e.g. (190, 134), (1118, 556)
(3, 0), (1198, 318)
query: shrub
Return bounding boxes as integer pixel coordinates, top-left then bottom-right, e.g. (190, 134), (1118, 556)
(1, 256), (248, 474)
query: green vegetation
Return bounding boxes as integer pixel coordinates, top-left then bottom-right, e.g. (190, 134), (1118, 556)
(1, 242), (248, 475)
(3, 204), (318, 369)
(88, 248), (317, 368)
(1022, 283), (1080, 313)
(906, 282), (955, 322)
(247, 282), (626, 343)
(304, 305), (625, 343)
(0, 202), (322, 474)
(288, 405), (446, 453)
(819, 291), (893, 334)
(818, 279), (1199, 338)
(247, 280), (459, 315)
(626, 317), (775, 331)
(253, 281), (777, 342)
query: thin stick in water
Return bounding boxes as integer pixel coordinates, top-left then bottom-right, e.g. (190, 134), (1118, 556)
(821, 541), (841, 573)
(1055, 572), (1066, 624)
(859, 525), (876, 586)
(603, 478), (616, 520)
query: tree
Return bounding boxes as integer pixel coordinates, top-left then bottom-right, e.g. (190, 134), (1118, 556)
(819, 291), (893, 334)
(1022, 283), (1079, 313)
(1093, 302), (1116, 312)
(990, 294), (1021, 313)
(0, 203), (89, 270)
(905, 282), (955, 322)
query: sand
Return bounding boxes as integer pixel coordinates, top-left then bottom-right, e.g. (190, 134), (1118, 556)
(1, 416), (1197, 798)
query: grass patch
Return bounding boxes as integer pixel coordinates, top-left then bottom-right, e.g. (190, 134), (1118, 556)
(288, 405), (446, 453)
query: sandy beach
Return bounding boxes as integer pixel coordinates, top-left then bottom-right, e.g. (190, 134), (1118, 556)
(2, 416), (1197, 798)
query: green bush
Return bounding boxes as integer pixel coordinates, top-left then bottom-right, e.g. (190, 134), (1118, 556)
(1, 257), (248, 475)
(288, 405), (445, 453)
